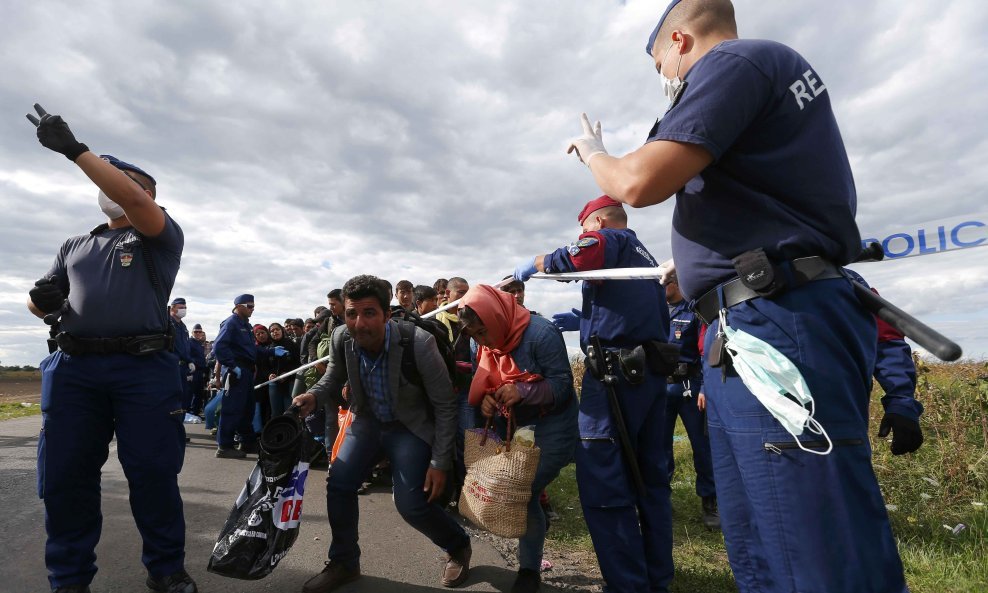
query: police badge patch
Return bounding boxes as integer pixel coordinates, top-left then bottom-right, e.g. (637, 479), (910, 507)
(119, 252), (133, 267)
(576, 237), (599, 248)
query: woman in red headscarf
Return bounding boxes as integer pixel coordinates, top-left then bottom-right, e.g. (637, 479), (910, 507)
(458, 285), (578, 593)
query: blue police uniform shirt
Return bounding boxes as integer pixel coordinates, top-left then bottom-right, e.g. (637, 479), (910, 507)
(190, 338), (207, 369)
(171, 317), (191, 362)
(213, 313), (257, 370)
(543, 227), (669, 350)
(47, 213), (184, 338)
(647, 39), (861, 300)
(668, 299), (701, 367)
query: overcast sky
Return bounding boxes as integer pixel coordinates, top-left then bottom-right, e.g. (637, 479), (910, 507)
(1, 0), (986, 367)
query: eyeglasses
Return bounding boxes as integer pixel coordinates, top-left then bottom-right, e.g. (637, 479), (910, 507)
(242, 304), (255, 309)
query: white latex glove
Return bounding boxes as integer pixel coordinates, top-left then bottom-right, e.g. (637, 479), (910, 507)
(659, 258), (676, 285)
(566, 113), (607, 167)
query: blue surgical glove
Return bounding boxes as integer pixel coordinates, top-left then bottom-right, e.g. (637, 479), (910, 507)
(552, 308), (581, 332)
(232, 366), (242, 380)
(273, 346), (288, 357)
(513, 257), (538, 283)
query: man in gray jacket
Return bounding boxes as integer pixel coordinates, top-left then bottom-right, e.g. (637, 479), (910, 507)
(292, 275), (472, 593)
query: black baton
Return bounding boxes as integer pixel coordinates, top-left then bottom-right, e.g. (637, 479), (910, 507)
(852, 243), (962, 361)
(589, 335), (646, 498)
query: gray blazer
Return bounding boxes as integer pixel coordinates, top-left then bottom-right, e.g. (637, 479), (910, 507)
(309, 319), (458, 470)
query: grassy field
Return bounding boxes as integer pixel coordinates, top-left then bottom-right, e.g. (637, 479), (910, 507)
(545, 358), (988, 593)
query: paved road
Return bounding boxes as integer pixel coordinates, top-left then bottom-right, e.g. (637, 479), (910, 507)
(1, 416), (562, 593)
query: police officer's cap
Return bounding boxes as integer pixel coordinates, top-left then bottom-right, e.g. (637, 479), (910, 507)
(645, 0), (684, 56)
(100, 154), (157, 186)
(171, 297), (186, 306)
(234, 294), (254, 305)
(578, 195), (623, 224)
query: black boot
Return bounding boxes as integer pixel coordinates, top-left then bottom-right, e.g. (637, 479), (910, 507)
(701, 495), (721, 530)
(510, 568), (541, 593)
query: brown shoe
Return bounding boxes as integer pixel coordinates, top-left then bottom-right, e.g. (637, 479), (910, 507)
(302, 561), (360, 593)
(441, 543), (472, 587)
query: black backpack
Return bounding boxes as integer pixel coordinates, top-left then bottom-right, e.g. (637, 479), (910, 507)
(396, 314), (457, 389)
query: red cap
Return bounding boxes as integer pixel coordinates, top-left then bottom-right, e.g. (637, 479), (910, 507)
(253, 324), (267, 332)
(577, 195), (623, 224)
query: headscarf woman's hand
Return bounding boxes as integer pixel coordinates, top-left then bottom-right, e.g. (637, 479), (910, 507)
(481, 392), (498, 418)
(495, 383), (522, 408)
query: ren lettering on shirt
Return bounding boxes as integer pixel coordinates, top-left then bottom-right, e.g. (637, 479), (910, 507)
(789, 68), (826, 110)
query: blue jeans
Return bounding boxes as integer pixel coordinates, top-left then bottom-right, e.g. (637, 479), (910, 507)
(204, 391), (222, 430)
(268, 381), (293, 417)
(505, 402), (578, 571)
(326, 414), (470, 568)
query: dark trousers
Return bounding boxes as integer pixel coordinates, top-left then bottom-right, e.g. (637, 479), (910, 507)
(576, 370), (673, 593)
(704, 278), (906, 593)
(217, 368), (256, 448)
(663, 379), (716, 498)
(326, 414), (469, 568)
(38, 351), (187, 589)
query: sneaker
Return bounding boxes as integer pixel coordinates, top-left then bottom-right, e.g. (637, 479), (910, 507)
(53, 586), (91, 593)
(701, 495), (721, 530)
(510, 568), (541, 593)
(302, 561), (361, 593)
(216, 447), (246, 459)
(441, 543), (472, 587)
(146, 569), (198, 593)
(208, 427), (218, 436)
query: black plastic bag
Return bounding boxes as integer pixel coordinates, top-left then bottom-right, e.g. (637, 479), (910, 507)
(207, 410), (320, 580)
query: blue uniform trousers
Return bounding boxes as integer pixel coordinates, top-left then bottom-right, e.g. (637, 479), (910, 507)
(326, 414), (470, 568)
(663, 380), (715, 498)
(217, 367), (257, 448)
(703, 278), (907, 593)
(180, 366), (194, 411)
(575, 369), (672, 593)
(37, 350), (187, 589)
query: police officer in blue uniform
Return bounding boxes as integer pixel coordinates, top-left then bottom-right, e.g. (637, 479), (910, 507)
(514, 195), (675, 593)
(25, 104), (197, 593)
(189, 324), (208, 414)
(662, 278), (718, 529)
(212, 293), (289, 458)
(564, 2), (911, 591)
(169, 297), (194, 410)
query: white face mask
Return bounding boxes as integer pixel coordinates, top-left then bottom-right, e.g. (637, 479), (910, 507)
(175, 308), (188, 319)
(98, 190), (125, 220)
(719, 310), (833, 455)
(659, 42), (685, 102)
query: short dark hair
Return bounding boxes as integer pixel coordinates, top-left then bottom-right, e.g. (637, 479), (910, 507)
(304, 317), (315, 325)
(654, 0), (737, 56)
(342, 275), (391, 313)
(313, 305), (328, 317)
(433, 278), (448, 291)
(328, 289), (343, 302)
(414, 284), (438, 303)
(396, 280), (414, 291)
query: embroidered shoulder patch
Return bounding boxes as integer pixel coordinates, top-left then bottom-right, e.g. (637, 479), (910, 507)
(576, 237), (599, 248)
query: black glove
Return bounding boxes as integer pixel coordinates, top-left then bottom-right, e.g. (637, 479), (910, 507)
(878, 412), (923, 455)
(29, 277), (66, 314)
(26, 103), (89, 162)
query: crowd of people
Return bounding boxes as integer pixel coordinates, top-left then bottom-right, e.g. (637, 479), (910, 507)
(25, 2), (929, 593)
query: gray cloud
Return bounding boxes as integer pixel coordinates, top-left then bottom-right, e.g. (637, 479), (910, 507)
(1, 0), (986, 365)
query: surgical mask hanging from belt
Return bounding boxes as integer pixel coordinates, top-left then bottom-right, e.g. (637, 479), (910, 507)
(714, 305), (833, 456)
(703, 249), (837, 456)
